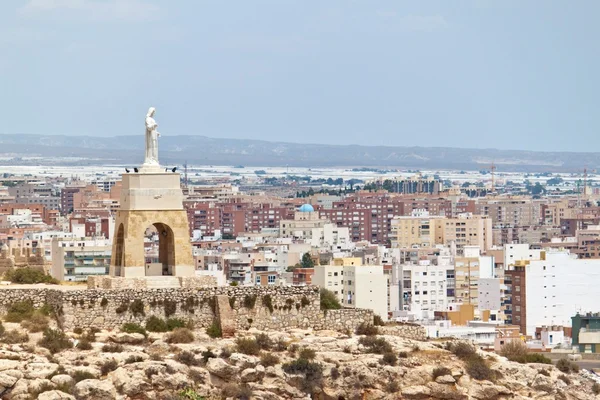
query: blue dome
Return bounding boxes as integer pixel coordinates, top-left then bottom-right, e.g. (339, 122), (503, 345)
(299, 204), (315, 212)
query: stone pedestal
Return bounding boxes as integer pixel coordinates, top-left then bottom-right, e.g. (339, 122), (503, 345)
(109, 171), (194, 278)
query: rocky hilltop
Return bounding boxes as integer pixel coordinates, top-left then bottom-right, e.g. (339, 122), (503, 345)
(0, 319), (597, 400)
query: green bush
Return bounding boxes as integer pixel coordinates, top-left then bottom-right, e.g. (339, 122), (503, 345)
(243, 294), (257, 309)
(125, 355), (144, 364)
(432, 367), (452, 379)
(556, 358), (580, 373)
(449, 342), (477, 360)
(358, 336), (393, 354)
(129, 299), (145, 316)
(5, 300), (35, 322)
(72, 370), (96, 383)
(164, 300), (177, 317)
(21, 313), (49, 333)
(260, 352), (280, 367)
(175, 350), (200, 366)
(201, 349), (217, 363)
(355, 323), (379, 336)
(255, 333), (273, 350)
(76, 339), (93, 350)
(466, 355), (495, 381)
(166, 328), (194, 344)
(513, 353), (552, 364)
(102, 343), (124, 353)
(206, 321), (222, 338)
(236, 337), (260, 356)
(121, 323), (147, 337)
(381, 352), (397, 366)
(1, 330), (28, 344)
(166, 318), (186, 331)
(145, 316), (168, 332)
(282, 358), (324, 393)
(4, 268), (59, 284)
(319, 288), (341, 310)
(38, 329), (73, 354)
(100, 359), (118, 375)
(299, 347), (316, 360)
(262, 294), (274, 313)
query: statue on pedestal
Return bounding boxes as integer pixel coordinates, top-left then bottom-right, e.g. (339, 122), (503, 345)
(144, 107), (160, 166)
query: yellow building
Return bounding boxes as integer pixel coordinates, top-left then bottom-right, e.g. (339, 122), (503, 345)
(391, 211), (492, 251)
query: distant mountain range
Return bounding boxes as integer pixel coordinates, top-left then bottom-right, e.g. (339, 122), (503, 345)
(0, 133), (595, 172)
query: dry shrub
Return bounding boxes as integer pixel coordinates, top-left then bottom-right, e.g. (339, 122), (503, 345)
(165, 328), (194, 344)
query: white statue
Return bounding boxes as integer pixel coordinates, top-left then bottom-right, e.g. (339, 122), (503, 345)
(144, 107), (160, 165)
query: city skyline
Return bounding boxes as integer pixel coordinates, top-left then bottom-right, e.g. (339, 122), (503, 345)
(1, 1), (599, 152)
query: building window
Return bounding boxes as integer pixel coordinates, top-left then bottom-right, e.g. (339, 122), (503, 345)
(268, 275), (276, 284)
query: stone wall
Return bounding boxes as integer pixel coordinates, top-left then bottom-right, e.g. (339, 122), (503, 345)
(0, 286), (374, 334)
(86, 276), (217, 289)
(380, 324), (427, 341)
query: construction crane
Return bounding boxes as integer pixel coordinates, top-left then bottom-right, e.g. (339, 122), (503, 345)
(489, 162), (497, 193)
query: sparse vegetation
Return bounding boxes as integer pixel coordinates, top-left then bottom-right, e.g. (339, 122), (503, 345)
(100, 298), (108, 307)
(125, 355), (144, 364)
(556, 358), (579, 373)
(558, 374), (571, 385)
(167, 318), (187, 330)
(38, 328), (73, 354)
(1, 329), (29, 344)
(4, 268), (59, 284)
(432, 367), (452, 379)
(466, 355), (495, 381)
(115, 302), (129, 314)
(373, 315), (385, 326)
(220, 347), (232, 359)
(129, 299), (145, 316)
(76, 339), (93, 350)
(5, 300), (35, 322)
(260, 352), (280, 367)
(100, 359), (118, 375)
(166, 328), (194, 344)
(206, 321), (222, 338)
(72, 370), (96, 383)
(243, 294), (257, 309)
(282, 358), (324, 394)
(448, 342), (477, 360)
(235, 337), (261, 356)
(398, 351), (408, 358)
(164, 300), (177, 317)
(538, 369), (550, 377)
(221, 383), (253, 400)
(176, 350), (200, 366)
(358, 336), (392, 354)
(386, 380), (400, 393)
(20, 312), (49, 333)
(255, 333), (273, 350)
(319, 288), (341, 310)
(102, 343), (124, 353)
(202, 349), (217, 363)
(274, 337), (289, 351)
(299, 347), (316, 360)
(146, 316), (168, 332)
(121, 323), (147, 337)
(262, 294), (274, 313)
(355, 322), (379, 336)
(381, 352), (397, 366)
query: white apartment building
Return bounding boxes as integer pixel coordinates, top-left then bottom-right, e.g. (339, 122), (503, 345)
(313, 264), (388, 320)
(309, 223), (352, 251)
(522, 250), (600, 336)
(504, 243), (543, 269)
(51, 237), (111, 281)
(478, 278), (503, 311)
(401, 259), (451, 313)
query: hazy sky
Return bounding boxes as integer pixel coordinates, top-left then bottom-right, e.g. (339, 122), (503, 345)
(1, 1), (599, 151)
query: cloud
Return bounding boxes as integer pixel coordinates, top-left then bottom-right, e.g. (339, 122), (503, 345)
(19, 0), (160, 21)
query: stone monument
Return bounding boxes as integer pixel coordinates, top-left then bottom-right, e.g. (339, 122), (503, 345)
(109, 107), (194, 278)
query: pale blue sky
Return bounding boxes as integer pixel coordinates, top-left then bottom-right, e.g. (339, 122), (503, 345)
(1, 1), (598, 151)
